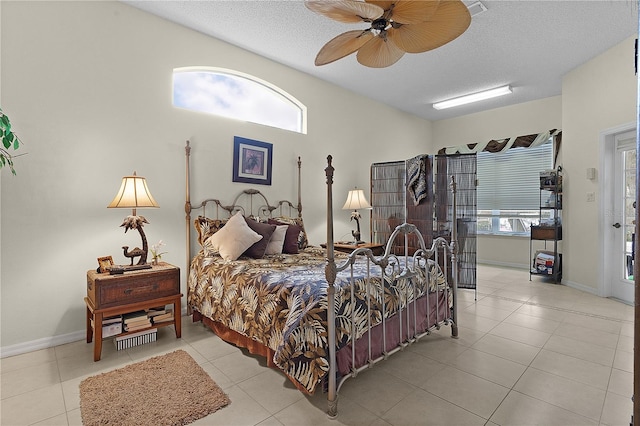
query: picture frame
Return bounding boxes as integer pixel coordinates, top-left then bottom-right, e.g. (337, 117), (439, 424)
(97, 256), (114, 273)
(233, 136), (272, 185)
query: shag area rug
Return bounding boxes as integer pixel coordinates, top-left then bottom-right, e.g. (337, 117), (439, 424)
(79, 350), (230, 426)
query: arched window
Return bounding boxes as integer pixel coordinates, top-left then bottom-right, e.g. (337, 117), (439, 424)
(173, 67), (307, 134)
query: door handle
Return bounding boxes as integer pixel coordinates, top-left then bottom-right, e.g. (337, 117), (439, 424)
(613, 222), (622, 228)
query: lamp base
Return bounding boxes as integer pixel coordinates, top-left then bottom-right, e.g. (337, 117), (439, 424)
(352, 229), (363, 245)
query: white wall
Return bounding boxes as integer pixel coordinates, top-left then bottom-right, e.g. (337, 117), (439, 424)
(432, 96), (563, 268)
(2, 1), (636, 355)
(0, 1), (432, 353)
(432, 96), (563, 148)
(430, 36), (638, 293)
(562, 36), (637, 293)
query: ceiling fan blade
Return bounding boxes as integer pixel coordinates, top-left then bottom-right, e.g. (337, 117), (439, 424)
(365, 0), (395, 11)
(388, 0), (470, 53)
(356, 35), (405, 68)
(315, 30), (375, 66)
(305, 0), (383, 24)
(390, 0), (441, 25)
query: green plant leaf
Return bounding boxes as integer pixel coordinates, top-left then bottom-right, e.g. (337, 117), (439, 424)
(0, 114), (10, 130)
(0, 108), (22, 174)
(2, 133), (11, 149)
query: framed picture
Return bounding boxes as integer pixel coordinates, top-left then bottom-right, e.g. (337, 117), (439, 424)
(233, 136), (272, 185)
(97, 256), (114, 273)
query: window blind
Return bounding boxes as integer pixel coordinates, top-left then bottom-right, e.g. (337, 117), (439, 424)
(477, 142), (553, 210)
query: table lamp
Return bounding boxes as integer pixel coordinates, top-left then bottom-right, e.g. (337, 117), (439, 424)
(342, 188), (372, 244)
(107, 171), (159, 269)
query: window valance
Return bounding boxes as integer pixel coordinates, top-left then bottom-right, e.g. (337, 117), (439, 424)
(437, 129), (562, 166)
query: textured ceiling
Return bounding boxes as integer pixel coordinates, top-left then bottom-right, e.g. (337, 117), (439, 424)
(124, 0), (638, 121)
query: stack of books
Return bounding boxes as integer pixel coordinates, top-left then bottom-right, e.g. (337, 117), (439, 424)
(146, 306), (168, 319)
(123, 311), (151, 332)
(151, 308), (174, 324)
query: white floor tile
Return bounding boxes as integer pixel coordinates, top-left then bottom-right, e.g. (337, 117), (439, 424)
(1, 384), (66, 425)
(421, 366), (509, 419)
(237, 368), (305, 415)
(450, 347), (527, 388)
(543, 334), (616, 366)
(381, 388), (486, 425)
(471, 333), (541, 366)
(530, 348), (611, 390)
(488, 322), (551, 347)
(600, 391), (633, 426)
(514, 368), (606, 421)
(1, 265), (634, 425)
(490, 391), (597, 425)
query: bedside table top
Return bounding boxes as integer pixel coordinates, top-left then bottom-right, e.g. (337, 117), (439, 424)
(87, 262), (178, 279)
(321, 242), (383, 250)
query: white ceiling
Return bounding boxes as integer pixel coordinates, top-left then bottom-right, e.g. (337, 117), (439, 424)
(124, 0), (638, 121)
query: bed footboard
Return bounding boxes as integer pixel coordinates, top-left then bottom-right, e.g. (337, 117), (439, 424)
(324, 155), (459, 418)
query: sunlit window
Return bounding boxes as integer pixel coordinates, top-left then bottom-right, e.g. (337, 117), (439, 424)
(173, 67), (306, 134)
(477, 141), (553, 236)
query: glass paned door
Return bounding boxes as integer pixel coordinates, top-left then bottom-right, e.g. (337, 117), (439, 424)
(622, 145), (636, 280)
(611, 131), (636, 303)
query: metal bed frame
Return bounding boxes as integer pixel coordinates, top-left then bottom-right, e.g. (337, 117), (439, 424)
(184, 142), (459, 417)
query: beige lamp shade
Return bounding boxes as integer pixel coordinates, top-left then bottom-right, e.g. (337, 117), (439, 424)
(107, 171), (159, 213)
(342, 188), (372, 210)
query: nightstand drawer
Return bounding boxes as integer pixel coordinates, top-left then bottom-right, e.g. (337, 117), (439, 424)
(99, 274), (178, 307)
(87, 264), (180, 309)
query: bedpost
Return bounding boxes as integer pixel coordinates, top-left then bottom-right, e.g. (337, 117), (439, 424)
(324, 155), (338, 418)
(449, 176), (459, 338)
(297, 156), (303, 218)
(185, 140), (192, 315)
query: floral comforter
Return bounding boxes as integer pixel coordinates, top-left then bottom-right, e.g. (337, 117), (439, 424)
(188, 246), (448, 394)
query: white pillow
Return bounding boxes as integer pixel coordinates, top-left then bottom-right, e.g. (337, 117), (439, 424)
(205, 212), (262, 261)
(265, 225), (288, 255)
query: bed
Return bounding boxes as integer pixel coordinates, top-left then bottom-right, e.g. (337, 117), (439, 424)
(184, 142), (459, 417)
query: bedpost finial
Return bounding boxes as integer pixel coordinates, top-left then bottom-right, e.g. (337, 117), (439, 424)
(186, 140), (191, 156)
(325, 155), (334, 184)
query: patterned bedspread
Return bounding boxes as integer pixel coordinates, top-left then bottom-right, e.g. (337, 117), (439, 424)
(188, 246), (448, 394)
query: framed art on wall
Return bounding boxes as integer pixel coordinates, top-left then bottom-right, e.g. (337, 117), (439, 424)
(233, 136), (273, 185)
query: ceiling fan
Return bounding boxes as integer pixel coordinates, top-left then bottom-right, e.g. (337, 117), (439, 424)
(305, 0), (471, 68)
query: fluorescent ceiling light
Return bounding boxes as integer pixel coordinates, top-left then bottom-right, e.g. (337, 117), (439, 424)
(433, 85), (512, 110)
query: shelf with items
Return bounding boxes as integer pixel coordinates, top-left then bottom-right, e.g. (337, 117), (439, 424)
(530, 167), (562, 283)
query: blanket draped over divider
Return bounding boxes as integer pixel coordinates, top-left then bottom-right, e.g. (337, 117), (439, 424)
(407, 154), (429, 206)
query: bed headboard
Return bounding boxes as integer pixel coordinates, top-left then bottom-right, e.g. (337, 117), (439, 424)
(184, 140), (303, 269)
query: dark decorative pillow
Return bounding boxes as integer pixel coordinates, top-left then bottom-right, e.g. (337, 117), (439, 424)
(268, 217), (306, 254)
(194, 216), (227, 247)
(244, 217), (277, 258)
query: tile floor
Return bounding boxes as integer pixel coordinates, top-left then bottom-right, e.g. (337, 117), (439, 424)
(0, 265), (635, 425)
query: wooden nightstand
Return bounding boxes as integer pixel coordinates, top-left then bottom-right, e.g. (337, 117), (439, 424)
(321, 242), (384, 256)
(85, 262), (182, 361)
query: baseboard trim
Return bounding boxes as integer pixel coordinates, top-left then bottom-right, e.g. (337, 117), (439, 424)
(1, 307), (189, 359)
(477, 260), (529, 270)
(561, 279), (600, 296)
(1, 330), (85, 359)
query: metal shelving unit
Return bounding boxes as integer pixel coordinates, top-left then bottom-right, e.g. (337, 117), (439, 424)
(529, 166), (563, 283)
